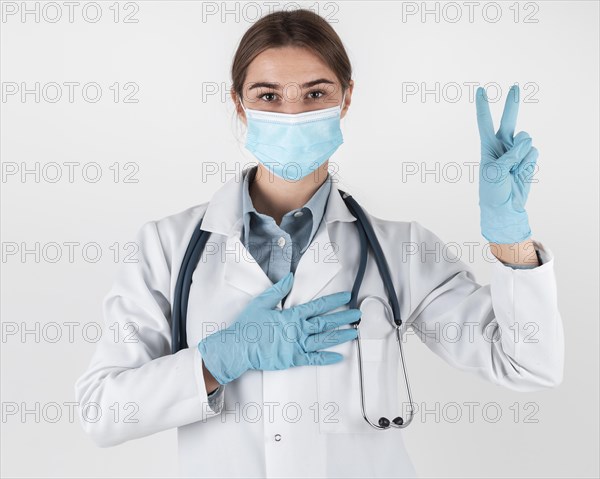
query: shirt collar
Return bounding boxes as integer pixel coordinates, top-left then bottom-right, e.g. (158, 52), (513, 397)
(241, 165), (332, 249)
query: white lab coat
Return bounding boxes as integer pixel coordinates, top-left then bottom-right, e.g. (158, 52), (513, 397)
(75, 167), (564, 478)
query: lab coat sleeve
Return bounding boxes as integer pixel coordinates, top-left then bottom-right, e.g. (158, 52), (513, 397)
(74, 220), (224, 448)
(405, 221), (564, 391)
(500, 248), (543, 270)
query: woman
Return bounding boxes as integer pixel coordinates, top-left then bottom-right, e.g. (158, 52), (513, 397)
(75, 9), (564, 478)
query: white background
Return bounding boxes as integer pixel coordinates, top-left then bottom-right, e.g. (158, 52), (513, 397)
(1, 1), (598, 477)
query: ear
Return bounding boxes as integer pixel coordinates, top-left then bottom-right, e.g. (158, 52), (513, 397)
(231, 87), (247, 124)
(341, 79), (354, 119)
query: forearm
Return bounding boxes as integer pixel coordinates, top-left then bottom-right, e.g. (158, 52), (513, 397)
(75, 348), (223, 447)
(489, 239), (540, 266)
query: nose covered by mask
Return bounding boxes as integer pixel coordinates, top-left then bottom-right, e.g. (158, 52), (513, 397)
(239, 93), (346, 181)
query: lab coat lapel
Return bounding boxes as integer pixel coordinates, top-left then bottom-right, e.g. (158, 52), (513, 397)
(198, 167), (357, 302)
(199, 169), (273, 298)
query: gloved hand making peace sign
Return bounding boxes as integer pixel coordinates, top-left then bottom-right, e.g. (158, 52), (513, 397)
(476, 85), (539, 245)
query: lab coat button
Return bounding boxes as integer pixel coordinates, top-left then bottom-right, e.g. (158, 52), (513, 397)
(293, 211), (303, 218)
(274, 434), (282, 442)
(277, 237), (286, 248)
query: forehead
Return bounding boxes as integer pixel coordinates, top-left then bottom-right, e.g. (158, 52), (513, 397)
(245, 46), (338, 84)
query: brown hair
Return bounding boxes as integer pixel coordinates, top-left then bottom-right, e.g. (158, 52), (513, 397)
(231, 9), (352, 101)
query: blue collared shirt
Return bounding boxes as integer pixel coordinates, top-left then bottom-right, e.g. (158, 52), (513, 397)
(240, 166), (332, 284)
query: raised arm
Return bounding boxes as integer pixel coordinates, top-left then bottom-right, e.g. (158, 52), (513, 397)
(406, 220), (564, 391)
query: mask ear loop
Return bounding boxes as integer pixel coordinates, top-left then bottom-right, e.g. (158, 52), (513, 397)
(236, 96), (249, 151)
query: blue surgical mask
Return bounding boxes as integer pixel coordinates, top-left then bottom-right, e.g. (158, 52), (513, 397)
(240, 93), (346, 181)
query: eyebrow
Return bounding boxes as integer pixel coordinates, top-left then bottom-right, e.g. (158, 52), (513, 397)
(248, 78), (336, 91)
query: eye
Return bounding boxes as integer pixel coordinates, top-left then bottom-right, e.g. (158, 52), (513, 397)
(307, 90), (325, 100)
(258, 92), (278, 102)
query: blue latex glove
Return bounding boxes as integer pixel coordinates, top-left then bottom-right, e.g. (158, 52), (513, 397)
(476, 85), (539, 244)
(198, 272), (360, 385)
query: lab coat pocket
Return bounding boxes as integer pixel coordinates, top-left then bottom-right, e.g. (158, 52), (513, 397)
(316, 336), (399, 434)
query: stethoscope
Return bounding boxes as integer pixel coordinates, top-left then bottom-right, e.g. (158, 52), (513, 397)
(171, 188), (415, 430)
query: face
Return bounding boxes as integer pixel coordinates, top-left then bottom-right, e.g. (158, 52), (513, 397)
(233, 46), (353, 122)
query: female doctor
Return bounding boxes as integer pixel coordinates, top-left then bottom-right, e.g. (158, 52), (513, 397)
(75, 8), (564, 479)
